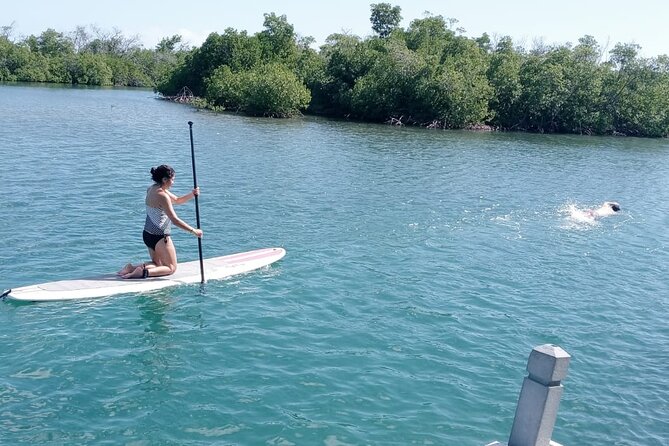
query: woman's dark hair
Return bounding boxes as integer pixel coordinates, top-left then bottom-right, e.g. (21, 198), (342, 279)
(610, 203), (621, 212)
(150, 164), (175, 184)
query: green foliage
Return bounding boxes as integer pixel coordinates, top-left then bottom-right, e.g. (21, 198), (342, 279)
(0, 25), (186, 87)
(370, 3), (402, 38)
(475, 33), (492, 53)
(70, 53), (113, 85)
(601, 48), (669, 137)
(204, 65), (243, 108)
(427, 40), (492, 127)
(294, 45), (325, 87)
(487, 37), (522, 129)
(33, 29), (75, 56)
(309, 34), (379, 115)
(155, 35), (183, 53)
(165, 29), (262, 96)
(350, 39), (426, 121)
(244, 63), (311, 116)
(14, 52), (50, 82)
(405, 14), (454, 57)
(559, 36), (607, 134)
(204, 63), (310, 117)
(258, 13), (298, 64)
(492, 38), (669, 137)
(46, 56), (72, 83)
(0, 38), (30, 81)
(517, 49), (571, 132)
(341, 28), (492, 128)
(3, 14), (669, 136)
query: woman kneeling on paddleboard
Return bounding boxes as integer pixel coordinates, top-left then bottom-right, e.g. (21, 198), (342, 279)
(118, 164), (203, 279)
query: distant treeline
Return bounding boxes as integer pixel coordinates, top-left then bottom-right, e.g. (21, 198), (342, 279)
(3, 4), (669, 137)
(0, 24), (186, 87)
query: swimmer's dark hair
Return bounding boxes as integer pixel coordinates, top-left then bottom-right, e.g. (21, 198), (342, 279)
(150, 164), (175, 184)
(610, 203), (621, 212)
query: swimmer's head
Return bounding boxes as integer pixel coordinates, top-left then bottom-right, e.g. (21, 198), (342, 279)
(607, 202), (621, 212)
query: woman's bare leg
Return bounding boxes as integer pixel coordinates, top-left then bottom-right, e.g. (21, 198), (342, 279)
(144, 236), (178, 277)
(121, 237), (177, 279)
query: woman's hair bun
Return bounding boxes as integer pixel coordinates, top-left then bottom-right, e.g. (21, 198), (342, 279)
(150, 164), (175, 184)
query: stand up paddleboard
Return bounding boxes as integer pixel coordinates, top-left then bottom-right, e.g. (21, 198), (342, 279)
(2, 247), (285, 302)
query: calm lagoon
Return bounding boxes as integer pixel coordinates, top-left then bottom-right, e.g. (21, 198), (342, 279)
(0, 83), (668, 445)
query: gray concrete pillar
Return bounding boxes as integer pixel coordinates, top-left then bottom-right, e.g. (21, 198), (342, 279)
(507, 344), (571, 446)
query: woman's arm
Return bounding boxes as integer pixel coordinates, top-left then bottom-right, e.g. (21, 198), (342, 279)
(158, 191), (200, 235)
(167, 187), (200, 205)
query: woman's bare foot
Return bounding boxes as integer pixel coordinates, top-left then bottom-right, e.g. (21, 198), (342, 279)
(117, 263), (134, 276)
(121, 265), (145, 279)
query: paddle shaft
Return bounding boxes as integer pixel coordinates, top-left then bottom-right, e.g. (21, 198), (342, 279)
(188, 121), (205, 283)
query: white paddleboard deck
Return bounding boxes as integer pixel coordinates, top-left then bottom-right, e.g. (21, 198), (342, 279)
(3, 247), (285, 302)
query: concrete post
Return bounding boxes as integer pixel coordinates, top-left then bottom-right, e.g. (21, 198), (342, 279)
(509, 344), (571, 446)
(485, 344), (571, 446)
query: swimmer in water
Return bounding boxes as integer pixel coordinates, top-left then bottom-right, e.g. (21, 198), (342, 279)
(583, 201), (621, 219)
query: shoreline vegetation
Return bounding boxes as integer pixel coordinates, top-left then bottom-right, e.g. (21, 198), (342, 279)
(3, 3), (669, 138)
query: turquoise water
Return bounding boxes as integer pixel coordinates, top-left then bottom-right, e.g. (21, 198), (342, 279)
(1, 83), (668, 445)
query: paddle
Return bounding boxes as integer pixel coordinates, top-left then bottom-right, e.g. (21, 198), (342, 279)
(188, 121), (205, 283)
